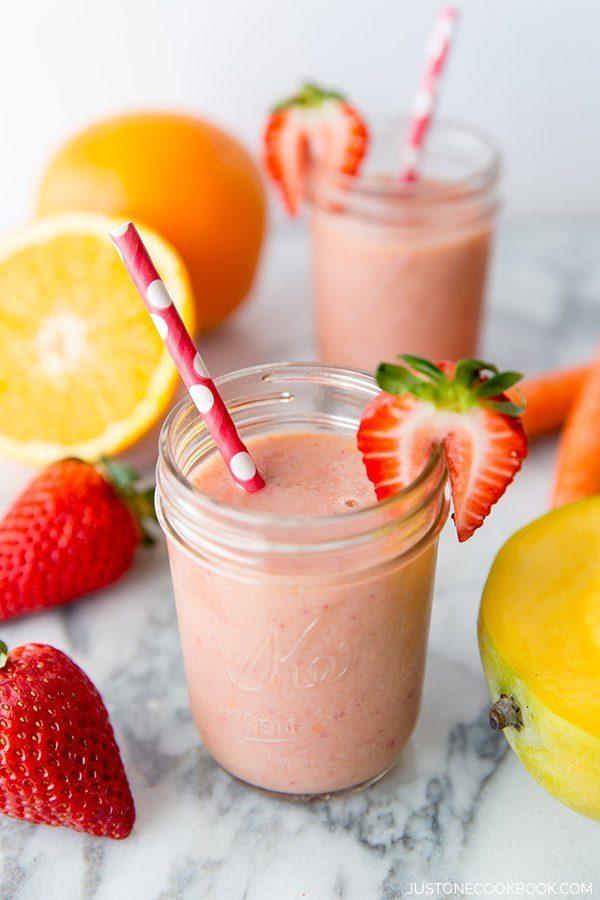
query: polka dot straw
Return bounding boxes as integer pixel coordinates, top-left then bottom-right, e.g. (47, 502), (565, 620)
(111, 222), (265, 493)
(399, 6), (458, 182)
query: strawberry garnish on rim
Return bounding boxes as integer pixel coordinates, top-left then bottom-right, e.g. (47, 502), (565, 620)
(358, 356), (528, 541)
(264, 82), (368, 215)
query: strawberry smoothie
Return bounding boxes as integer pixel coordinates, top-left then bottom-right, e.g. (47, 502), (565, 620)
(309, 119), (500, 371)
(312, 193), (492, 370)
(163, 426), (446, 798)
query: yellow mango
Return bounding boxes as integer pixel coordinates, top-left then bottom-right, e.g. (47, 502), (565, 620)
(478, 496), (600, 819)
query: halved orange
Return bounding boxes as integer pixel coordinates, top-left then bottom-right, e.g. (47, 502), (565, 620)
(0, 213), (194, 464)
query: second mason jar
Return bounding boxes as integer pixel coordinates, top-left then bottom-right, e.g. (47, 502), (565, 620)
(156, 363), (448, 800)
(309, 117), (501, 371)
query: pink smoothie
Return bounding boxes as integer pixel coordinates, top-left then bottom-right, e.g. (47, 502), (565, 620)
(167, 430), (439, 796)
(311, 184), (494, 371)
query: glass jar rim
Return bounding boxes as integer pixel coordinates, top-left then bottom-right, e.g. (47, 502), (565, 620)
(158, 361), (446, 532)
(156, 363), (449, 576)
(308, 114), (501, 206)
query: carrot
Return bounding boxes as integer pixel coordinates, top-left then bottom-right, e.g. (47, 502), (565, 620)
(551, 355), (600, 508)
(508, 364), (589, 438)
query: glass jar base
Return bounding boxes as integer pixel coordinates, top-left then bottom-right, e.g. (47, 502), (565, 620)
(222, 762), (397, 803)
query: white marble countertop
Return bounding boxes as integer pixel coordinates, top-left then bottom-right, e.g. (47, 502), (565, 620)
(0, 220), (598, 898)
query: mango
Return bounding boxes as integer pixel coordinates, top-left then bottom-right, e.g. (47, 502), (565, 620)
(478, 496), (600, 819)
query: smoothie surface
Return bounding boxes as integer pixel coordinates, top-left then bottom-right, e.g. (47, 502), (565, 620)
(193, 430), (376, 515)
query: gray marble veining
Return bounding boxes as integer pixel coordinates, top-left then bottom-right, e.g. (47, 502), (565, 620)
(0, 220), (598, 899)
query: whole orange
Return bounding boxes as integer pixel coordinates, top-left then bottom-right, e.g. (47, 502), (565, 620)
(36, 112), (266, 332)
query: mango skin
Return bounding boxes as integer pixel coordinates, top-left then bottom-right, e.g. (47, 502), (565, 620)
(479, 496), (600, 821)
(479, 620), (600, 820)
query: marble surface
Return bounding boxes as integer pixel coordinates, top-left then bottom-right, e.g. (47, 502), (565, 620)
(0, 220), (599, 898)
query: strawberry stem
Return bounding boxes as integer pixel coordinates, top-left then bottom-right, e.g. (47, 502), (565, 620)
(0, 641), (8, 669)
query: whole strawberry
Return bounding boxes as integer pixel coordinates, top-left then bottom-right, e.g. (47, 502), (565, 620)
(0, 458), (155, 621)
(0, 641), (134, 838)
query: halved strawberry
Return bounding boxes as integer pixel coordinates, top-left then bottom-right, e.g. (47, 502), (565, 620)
(358, 356), (528, 541)
(264, 82), (368, 215)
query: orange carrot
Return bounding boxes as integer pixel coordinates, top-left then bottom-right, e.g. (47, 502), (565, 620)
(551, 355), (600, 508)
(508, 364), (589, 438)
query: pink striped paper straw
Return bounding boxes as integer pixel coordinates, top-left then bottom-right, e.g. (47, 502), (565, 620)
(399, 6), (459, 182)
(111, 222), (265, 493)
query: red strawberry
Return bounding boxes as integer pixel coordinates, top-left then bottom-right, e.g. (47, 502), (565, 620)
(0, 458), (155, 621)
(358, 356), (528, 541)
(264, 82), (368, 215)
(0, 641), (134, 838)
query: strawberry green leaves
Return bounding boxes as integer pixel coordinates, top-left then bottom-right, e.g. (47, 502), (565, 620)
(475, 371), (524, 398)
(399, 355), (448, 383)
(272, 82), (345, 113)
(474, 371), (526, 416)
(376, 362), (433, 399)
(483, 398), (526, 416)
(454, 358), (498, 387)
(376, 356), (526, 418)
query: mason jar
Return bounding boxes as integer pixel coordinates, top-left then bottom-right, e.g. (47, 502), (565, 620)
(309, 117), (501, 371)
(156, 362), (448, 800)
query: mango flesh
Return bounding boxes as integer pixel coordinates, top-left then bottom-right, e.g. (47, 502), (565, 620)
(479, 496), (600, 819)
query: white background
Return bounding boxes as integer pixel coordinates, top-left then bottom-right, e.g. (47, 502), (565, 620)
(0, 0), (598, 229)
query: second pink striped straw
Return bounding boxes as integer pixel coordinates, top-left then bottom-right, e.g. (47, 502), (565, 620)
(111, 222), (265, 493)
(399, 6), (459, 182)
